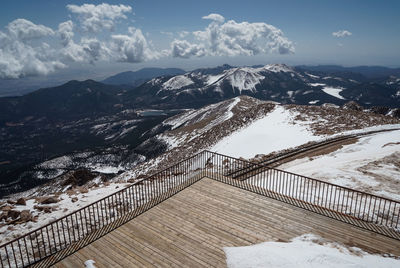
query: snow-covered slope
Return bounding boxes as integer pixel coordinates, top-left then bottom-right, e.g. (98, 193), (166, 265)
(212, 106), (320, 158)
(162, 75), (194, 90)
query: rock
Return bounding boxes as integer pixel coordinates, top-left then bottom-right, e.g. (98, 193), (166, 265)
(7, 200), (16, 205)
(16, 198), (26, 206)
(78, 187), (88, 194)
(19, 210), (32, 222)
(342, 101), (363, 111)
(127, 178), (136, 183)
(371, 106), (390, 115)
(1, 205), (14, 211)
(103, 181), (110, 186)
(7, 226), (15, 231)
(392, 108), (400, 118)
(34, 205), (55, 213)
(39, 196), (59, 204)
(0, 212), (8, 221)
(63, 169), (97, 187)
(66, 189), (76, 196)
(71, 197), (78, 203)
(7, 210), (20, 220)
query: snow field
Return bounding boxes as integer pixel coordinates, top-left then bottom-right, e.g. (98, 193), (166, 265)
(211, 106), (320, 158)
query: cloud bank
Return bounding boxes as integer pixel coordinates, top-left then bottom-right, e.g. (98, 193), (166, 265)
(171, 13), (294, 58)
(0, 19), (65, 79)
(66, 3), (132, 32)
(0, 3), (158, 79)
(332, 30), (352, 38)
(0, 8), (295, 79)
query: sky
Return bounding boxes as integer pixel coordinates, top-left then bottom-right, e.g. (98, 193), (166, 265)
(0, 0), (399, 87)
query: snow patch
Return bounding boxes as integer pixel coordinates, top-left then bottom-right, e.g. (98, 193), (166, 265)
(206, 74), (225, 85)
(305, 72), (320, 79)
(321, 86), (345, 100)
(162, 75), (194, 90)
(84, 260), (97, 268)
(308, 83), (326, 87)
(225, 234), (400, 268)
(227, 68), (264, 93)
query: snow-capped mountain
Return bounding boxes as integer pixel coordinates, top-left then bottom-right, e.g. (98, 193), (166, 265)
(129, 64), (400, 108)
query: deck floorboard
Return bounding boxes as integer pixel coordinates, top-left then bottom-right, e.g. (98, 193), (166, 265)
(54, 178), (400, 268)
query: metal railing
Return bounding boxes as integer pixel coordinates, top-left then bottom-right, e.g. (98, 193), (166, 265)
(205, 151), (400, 239)
(1, 150), (399, 267)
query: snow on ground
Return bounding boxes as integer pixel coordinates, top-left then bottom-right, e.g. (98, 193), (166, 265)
(206, 73), (224, 85)
(305, 72), (320, 79)
(211, 106), (320, 158)
(280, 129), (400, 200)
(224, 234), (400, 268)
(227, 68), (264, 93)
(321, 86), (345, 99)
(162, 75), (194, 90)
(0, 180), (131, 243)
(308, 83), (326, 87)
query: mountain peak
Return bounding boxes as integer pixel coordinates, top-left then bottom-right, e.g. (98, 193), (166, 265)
(262, 63), (293, 73)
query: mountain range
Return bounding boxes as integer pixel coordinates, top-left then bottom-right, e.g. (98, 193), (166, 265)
(0, 63), (399, 196)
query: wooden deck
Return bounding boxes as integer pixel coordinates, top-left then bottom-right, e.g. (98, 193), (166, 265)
(54, 178), (400, 267)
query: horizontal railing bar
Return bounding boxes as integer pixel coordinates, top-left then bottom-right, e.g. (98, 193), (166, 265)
(204, 150), (400, 204)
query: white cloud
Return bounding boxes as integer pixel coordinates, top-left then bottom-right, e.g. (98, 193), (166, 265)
(171, 14), (294, 58)
(110, 27), (159, 63)
(178, 31), (190, 38)
(7, 19), (54, 40)
(171, 39), (206, 58)
(58, 20), (74, 46)
(0, 4), (159, 78)
(202, 13), (225, 23)
(66, 3), (132, 32)
(0, 19), (65, 79)
(332, 30), (352, 38)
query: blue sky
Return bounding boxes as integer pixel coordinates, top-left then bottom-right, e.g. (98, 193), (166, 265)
(0, 0), (399, 84)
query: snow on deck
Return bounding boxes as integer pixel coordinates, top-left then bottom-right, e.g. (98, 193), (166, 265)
(225, 234), (400, 268)
(280, 129), (400, 200)
(211, 106), (320, 158)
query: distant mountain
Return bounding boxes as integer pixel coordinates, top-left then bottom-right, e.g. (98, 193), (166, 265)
(0, 80), (127, 122)
(102, 67), (185, 86)
(296, 65), (400, 79)
(128, 64), (400, 109)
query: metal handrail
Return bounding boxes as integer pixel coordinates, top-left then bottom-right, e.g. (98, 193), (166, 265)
(1, 150), (399, 267)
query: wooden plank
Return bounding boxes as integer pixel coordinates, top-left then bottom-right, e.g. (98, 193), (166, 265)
(53, 178), (400, 268)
